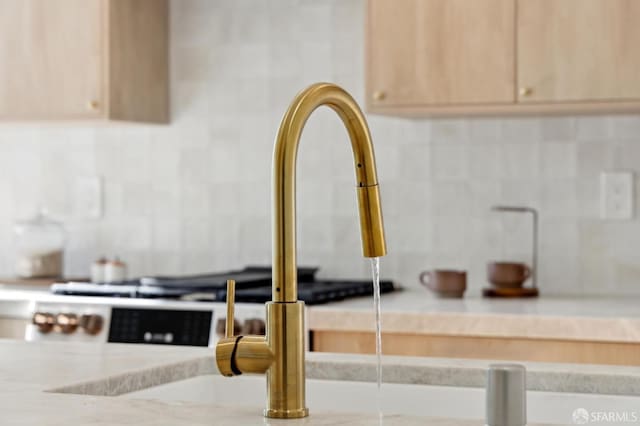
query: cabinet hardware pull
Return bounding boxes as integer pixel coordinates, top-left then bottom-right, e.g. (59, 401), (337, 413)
(519, 87), (533, 97)
(372, 91), (386, 101)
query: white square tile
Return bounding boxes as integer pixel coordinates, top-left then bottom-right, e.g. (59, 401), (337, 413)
(469, 181), (502, 214)
(331, 216), (364, 254)
(397, 142), (431, 181)
(541, 117), (575, 142)
(469, 215), (503, 261)
(468, 119), (502, 143)
(227, 3), (269, 44)
(182, 219), (214, 252)
(182, 251), (216, 274)
(300, 42), (333, 82)
(432, 215), (468, 255)
(372, 140), (399, 182)
(386, 214), (432, 254)
(173, 46), (213, 82)
(239, 182), (270, 216)
(367, 116), (402, 142)
(500, 181), (541, 209)
(575, 117), (610, 141)
(538, 249), (579, 295)
(468, 143), (505, 179)
(121, 182), (154, 217)
(331, 180), (360, 216)
(381, 181), (431, 218)
(612, 140), (640, 170)
(182, 183), (213, 219)
(576, 140), (612, 177)
(294, 3), (332, 43)
(503, 143), (540, 179)
(540, 141), (577, 179)
(152, 219), (182, 251)
(150, 250), (183, 275)
(150, 182), (182, 220)
(431, 119), (469, 144)
(501, 118), (542, 144)
(609, 116), (640, 139)
(238, 215), (269, 251)
(298, 181), (333, 216)
(540, 180), (577, 218)
(297, 215), (333, 253)
(170, 0), (220, 47)
(576, 177), (599, 218)
(397, 119), (431, 144)
(432, 143), (468, 181)
(116, 219), (153, 251)
(612, 262), (640, 294)
(432, 182), (471, 216)
(604, 222), (640, 263)
(209, 144), (239, 183)
(492, 212), (534, 262)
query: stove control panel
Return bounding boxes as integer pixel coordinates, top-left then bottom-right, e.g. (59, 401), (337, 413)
(26, 301), (272, 347)
(108, 308), (212, 347)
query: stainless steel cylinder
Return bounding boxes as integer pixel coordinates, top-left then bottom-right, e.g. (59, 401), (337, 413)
(486, 364), (527, 426)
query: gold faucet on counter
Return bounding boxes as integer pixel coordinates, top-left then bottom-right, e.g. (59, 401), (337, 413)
(215, 82), (387, 419)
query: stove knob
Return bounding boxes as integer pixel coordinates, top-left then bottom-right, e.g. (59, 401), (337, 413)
(79, 314), (104, 335)
(242, 318), (266, 335)
(32, 312), (55, 334)
(215, 318), (242, 338)
(55, 313), (79, 334)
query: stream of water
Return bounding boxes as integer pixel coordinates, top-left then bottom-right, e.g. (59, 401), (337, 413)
(370, 257), (383, 423)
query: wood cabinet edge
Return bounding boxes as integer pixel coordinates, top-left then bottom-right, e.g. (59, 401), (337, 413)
(366, 100), (640, 118)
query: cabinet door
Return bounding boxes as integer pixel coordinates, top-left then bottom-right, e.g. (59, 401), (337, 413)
(0, 0), (104, 119)
(518, 0), (640, 103)
(367, 0), (515, 107)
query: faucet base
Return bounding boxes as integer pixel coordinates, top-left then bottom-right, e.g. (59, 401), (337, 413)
(264, 407), (309, 419)
(265, 301), (308, 418)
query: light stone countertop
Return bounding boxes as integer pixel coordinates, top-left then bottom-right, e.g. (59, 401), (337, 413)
(0, 340), (508, 426)
(308, 289), (640, 343)
(4, 339), (640, 425)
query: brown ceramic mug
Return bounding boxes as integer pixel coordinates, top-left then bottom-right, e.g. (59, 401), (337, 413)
(419, 269), (466, 298)
(487, 261), (531, 289)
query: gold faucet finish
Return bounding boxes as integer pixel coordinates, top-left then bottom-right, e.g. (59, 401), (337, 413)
(216, 83), (387, 419)
(273, 82), (387, 302)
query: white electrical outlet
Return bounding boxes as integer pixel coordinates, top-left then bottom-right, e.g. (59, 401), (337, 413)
(600, 171), (634, 220)
(73, 176), (103, 219)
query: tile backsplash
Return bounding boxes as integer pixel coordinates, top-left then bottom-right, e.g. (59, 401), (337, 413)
(0, 0), (639, 295)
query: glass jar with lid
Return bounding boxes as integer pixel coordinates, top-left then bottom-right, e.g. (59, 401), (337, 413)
(13, 210), (65, 278)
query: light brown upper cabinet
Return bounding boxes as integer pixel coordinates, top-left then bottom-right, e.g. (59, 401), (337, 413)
(518, 0), (640, 104)
(367, 0), (515, 108)
(0, 0), (168, 123)
(367, 0), (640, 116)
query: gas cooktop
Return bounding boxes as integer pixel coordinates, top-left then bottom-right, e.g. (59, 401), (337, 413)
(50, 266), (396, 305)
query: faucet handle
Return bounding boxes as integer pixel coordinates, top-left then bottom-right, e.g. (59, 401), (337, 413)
(216, 279), (239, 377)
(225, 279), (236, 338)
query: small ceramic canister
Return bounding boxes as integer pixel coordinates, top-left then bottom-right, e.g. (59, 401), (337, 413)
(90, 257), (108, 283)
(104, 257), (127, 283)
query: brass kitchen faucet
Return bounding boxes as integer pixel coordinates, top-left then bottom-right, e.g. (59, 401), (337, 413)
(215, 83), (387, 418)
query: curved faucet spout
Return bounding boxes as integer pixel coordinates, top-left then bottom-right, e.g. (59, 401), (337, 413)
(272, 82), (387, 303)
